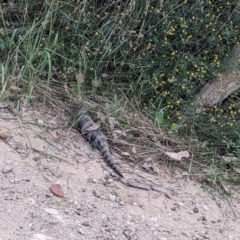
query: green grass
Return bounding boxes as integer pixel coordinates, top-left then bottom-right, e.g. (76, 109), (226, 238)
(0, 0), (240, 185)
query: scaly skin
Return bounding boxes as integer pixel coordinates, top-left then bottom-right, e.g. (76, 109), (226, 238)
(77, 113), (124, 178)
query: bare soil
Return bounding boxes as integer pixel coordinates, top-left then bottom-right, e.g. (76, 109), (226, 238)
(0, 103), (240, 240)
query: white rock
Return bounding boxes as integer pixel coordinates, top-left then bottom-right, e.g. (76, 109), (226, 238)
(44, 208), (59, 215)
(202, 205), (209, 211)
(108, 194), (116, 202)
(37, 119), (44, 125)
(31, 233), (53, 240)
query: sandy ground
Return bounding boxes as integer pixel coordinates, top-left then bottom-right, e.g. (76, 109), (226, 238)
(0, 103), (240, 240)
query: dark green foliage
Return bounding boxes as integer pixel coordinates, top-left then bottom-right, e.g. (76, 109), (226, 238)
(1, 0), (240, 159)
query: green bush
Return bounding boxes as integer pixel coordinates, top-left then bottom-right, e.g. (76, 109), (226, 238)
(1, 0), (240, 157)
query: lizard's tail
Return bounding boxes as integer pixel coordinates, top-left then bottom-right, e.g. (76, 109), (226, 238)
(102, 147), (124, 178)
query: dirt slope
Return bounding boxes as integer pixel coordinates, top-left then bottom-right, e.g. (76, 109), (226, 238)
(0, 104), (239, 240)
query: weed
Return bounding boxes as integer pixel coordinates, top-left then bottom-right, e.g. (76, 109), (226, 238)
(0, 0), (240, 184)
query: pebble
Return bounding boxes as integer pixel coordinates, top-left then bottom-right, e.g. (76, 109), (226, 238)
(82, 221), (90, 226)
(202, 205), (209, 211)
(37, 119), (44, 125)
(108, 178), (114, 183)
(92, 189), (100, 197)
(108, 194), (116, 202)
(31, 233), (51, 240)
(6, 160), (12, 165)
(2, 166), (13, 174)
(78, 228), (85, 235)
(193, 207), (199, 213)
(150, 217), (158, 222)
(178, 202), (184, 207)
(44, 208), (59, 215)
(44, 208), (63, 222)
(27, 198), (36, 205)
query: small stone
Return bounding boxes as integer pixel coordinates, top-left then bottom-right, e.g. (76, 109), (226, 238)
(193, 207), (199, 213)
(92, 189), (100, 197)
(78, 228), (85, 235)
(202, 205), (209, 211)
(2, 166), (13, 174)
(82, 221), (90, 226)
(27, 198), (36, 205)
(150, 217), (158, 222)
(203, 235), (210, 239)
(182, 232), (190, 237)
(178, 202), (184, 207)
(132, 202), (138, 206)
(54, 215), (63, 222)
(108, 178), (114, 183)
(44, 208), (59, 215)
(37, 119), (44, 125)
(44, 208), (63, 222)
(108, 194), (116, 202)
(31, 233), (52, 240)
(6, 160), (12, 165)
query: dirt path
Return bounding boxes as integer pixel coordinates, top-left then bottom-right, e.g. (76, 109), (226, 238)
(0, 104), (239, 240)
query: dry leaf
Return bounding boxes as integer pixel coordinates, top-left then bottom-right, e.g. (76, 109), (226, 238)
(92, 77), (102, 87)
(233, 167), (240, 174)
(113, 130), (127, 137)
(221, 156), (238, 163)
(50, 184), (64, 198)
(165, 150), (189, 160)
(201, 141), (208, 148)
(76, 72), (85, 84)
(121, 152), (130, 156)
(10, 85), (22, 93)
(101, 73), (108, 78)
(64, 82), (70, 95)
(142, 162), (151, 170)
(109, 117), (118, 130)
(131, 146), (136, 154)
(152, 165), (160, 175)
(86, 122), (100, 131)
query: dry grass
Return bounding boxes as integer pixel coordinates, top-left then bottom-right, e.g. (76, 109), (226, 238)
(11, 81), (236, 185)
